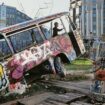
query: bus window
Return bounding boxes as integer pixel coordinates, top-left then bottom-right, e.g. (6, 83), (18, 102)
(41, 22), (52, 40)
(52, 18), (65, 35)
(9, 30), (33, 52)
(0, 36), (12, 59)
(33, 28), (44, 43)
(0, 34), (4, 39)
(60, 16), (70, 33)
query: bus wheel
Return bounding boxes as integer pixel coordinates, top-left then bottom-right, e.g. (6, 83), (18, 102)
(54, 57), (66, 78)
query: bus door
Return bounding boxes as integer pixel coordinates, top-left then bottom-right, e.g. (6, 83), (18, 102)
(67, 16), (85, 56)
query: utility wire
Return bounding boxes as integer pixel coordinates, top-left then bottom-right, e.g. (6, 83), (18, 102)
(17, 0), (26, 13)
(34, 0), (53, 18)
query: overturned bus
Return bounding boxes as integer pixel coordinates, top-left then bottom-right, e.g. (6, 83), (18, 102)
(0, 12), (85, 93)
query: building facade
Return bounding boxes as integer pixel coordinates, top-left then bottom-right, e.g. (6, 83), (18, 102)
(81, 0), (104, 39)
(70, 0), (105, 40)
(0, 4), (31, 28)
(0, 4), (32, 54)
(69, 0), (82, 29)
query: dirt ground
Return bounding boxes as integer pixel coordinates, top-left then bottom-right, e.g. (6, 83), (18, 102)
(1, 73), (104, 105)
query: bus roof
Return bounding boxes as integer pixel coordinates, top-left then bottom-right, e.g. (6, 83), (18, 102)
(0, 12), (69, 36)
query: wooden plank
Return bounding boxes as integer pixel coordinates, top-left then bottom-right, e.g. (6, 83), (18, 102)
(47, 92), (86, 104)
(45, 99), (67, 105)
(66, 92), (86, 99)
(48, 94), (71, 103)
(1, 92), (54, 105)
(36, 101), (54, 105)
(41, 80), (91, 95)
(71, 101), (92, 105)
(70, 102), (82, 105)
(36, 99), (67, 105)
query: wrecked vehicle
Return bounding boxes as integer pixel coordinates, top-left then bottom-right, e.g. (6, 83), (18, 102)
(0, 12), (85, 94)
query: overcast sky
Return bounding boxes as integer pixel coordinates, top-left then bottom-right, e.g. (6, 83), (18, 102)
(0, 0), (69, 18)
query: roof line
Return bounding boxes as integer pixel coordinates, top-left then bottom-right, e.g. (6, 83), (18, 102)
(0, 11), (69, 36)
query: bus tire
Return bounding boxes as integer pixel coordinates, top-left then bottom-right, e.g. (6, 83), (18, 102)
(54, 57), (66, 78)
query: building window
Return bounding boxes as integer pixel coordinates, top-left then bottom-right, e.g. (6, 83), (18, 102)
(93, 25), (96, 33)
(93, 13), (96, 22)
(93, 21), (96, 25)
(93, 13), (96, 16)
(92, 0), (96, 2)
(93, 9), (96, 14)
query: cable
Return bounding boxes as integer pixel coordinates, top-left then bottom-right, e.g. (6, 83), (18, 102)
(34, 0), (53, 18)
(17, 0), (26, 13)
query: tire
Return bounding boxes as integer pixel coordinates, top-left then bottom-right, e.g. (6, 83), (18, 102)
(54, 57), (66, 78)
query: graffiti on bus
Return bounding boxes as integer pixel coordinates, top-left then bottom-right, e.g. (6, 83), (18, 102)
(50, 36), (72, 55)
(0, 65), (9, 90)
(8, 35), (73, 81)
(8, 41), (52, 80)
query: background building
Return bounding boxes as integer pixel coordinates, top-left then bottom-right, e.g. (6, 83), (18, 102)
(0, 4), (32, 54)
(70, 0), (105, 40)
(0, 4), (31, 28)
(69, 0), (82, 29)
(81, 0), (104, 40)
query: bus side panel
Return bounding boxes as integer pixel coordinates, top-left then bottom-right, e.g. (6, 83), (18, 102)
(7, 34), (76, 81)
(0, 64), (9, 91)
(50, 35), (77, 61)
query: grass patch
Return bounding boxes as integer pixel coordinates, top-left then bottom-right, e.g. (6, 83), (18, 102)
(49, 74), (89, 81)
(71, 58), (92, 65)
(65, 58), (92, 71)
(63, 74), (88, 81)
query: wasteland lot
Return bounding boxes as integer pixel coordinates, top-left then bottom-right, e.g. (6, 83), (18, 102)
(1, 58), (98, 105)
